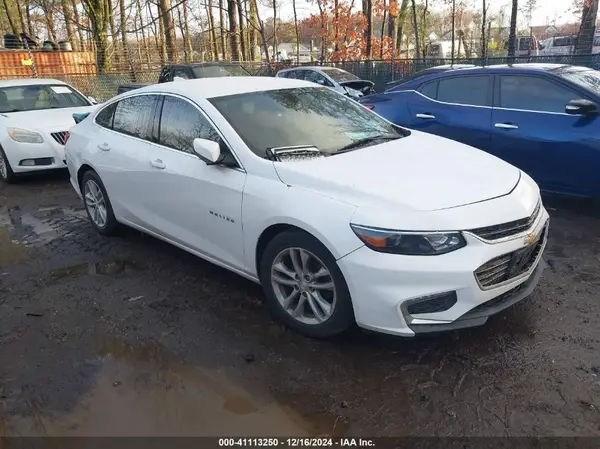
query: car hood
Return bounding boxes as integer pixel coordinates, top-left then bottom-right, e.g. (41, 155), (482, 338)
(273, 130), (521, 212)
(1, 105), (98, 131)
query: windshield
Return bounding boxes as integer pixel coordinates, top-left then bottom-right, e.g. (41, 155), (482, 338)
(192, 65), (250, 78)
(209, 87), (405, 158)
(0, 84), (90, 113)
(320, 68), (359, 82)
(558, 69), (600, 95)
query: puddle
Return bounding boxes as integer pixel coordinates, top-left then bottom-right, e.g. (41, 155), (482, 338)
(0, 205), (86, 247)
(49, 260), (143, 280)
(0, 227), (29, 268)
(5, 341), (347, 437)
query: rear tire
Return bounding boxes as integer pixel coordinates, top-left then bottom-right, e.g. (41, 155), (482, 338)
(0, 147), (16, 184)
(81, 170), (119, 236)
(259, 230), (355, 338)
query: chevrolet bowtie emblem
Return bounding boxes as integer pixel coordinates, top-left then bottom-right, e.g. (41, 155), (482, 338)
(524, 232), (538, 246)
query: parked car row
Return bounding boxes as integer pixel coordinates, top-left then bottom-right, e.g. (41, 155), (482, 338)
(0, 66), (557, 340)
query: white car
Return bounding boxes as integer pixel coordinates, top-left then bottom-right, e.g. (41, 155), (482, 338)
(0, 78), (97, 183)
(65, 77), (549, 338)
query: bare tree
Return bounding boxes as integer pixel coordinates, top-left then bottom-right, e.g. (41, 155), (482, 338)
(236, 0), (246, 59)
(292, 0), (299, 63)
(157, 0), (178, 62)
(410, 0), (420, 58)
(575, 0), (599, 54)
(2, 0), (20, 35)
(227, 0), (240, 59)
(507, 0), (518, 58)
(219, 0), (227, 58)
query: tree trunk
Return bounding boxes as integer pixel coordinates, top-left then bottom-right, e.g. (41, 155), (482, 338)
(16, 0), (27, 37)
(182, 0), (193, 62)
(25, 3), (34, 36)
(334, 0), (339, 53)
(451, 0), (456, 60)
(158, 0), (178, 62)
(255, 1), (270, 64)
(292, 0), (300, 63)
(507, 0), (518, 58)
(272, 0), (277, 61)
(118, 0), (129, 62)
(410, 0), (419, 58)
(480, 0), (487, 58)
(2, 0), (20, 35)
(364, 0), (373, 58)
(236, 0), (246, 60)
(575, 0), (599, 54)
(61, 0), (77, 49)
(248, 0), (258, 60)
(380, 0), (387, 58)
(149, 3), (167, 62)
(82, 0), (111, 72)
(219, 0), (227, 59)
(41, 0), (57, 42)
(227, 0), (240, 60)
(71, 0), (86, 50)
(395, 0), (409, 53)
(135, 0), (151, 66)
(206, 0), (219, 59)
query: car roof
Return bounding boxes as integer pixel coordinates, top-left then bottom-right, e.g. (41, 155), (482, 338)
(0, 78), (67, 88)
(130, 76), (317, 99)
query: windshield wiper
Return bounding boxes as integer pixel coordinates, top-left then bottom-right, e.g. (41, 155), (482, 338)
(335, 134), (402, 154)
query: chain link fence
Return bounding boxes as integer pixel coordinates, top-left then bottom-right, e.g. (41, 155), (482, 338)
(2, 53), (600, 102)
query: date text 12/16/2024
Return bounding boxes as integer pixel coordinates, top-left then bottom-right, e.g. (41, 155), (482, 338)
(218, 438), (376, 447)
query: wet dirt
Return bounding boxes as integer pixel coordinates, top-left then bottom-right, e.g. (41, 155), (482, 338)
(1, 172), (600, 437)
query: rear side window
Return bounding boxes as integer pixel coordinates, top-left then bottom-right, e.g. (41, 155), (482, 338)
(112, 95), (159, 140)
(172, 67), (190, 79)
(419, 81), (439, 99)
(95, 102), (117, 129)
(277, 71), (288, 78)
(437, 76), (489, 106)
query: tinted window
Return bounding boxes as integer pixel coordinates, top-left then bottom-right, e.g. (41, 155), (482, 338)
(159, 96), (221, 154)
(209, 87), (405, 158)
(305, 71), (330, 85)
(437, 76), (489, 106)
(95, 102), (117, 129)
(172, 68), (190, 79)
(112, 95), (158, 140)
(499, 76), (579, 113)
(419, 81), (438, 99)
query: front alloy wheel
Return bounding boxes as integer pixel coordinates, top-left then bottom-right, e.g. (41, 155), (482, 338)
(0, 147), (16, 183)
(260, 231), (355, 338)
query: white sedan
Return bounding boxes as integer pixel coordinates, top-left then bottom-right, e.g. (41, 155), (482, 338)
(0, 78), (97, 183)
(65, 77), (549, 338)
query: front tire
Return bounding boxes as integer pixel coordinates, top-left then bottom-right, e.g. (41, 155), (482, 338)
(259, 231), (355, 338)
(81, 170), (119, 235)
(0, 147), (16, 184)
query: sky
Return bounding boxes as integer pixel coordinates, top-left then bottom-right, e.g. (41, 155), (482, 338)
(262, 0), (579, 27)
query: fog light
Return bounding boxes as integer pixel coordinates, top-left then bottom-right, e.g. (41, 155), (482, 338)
(20, 159), (35, 166)
(403, 291), (458, 315)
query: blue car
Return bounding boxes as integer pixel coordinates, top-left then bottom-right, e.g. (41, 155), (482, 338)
(360, 63), (600, 198)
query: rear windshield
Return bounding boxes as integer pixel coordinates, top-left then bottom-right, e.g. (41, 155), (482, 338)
(0, 84), (90, 113)
(192, 65), (250, 78)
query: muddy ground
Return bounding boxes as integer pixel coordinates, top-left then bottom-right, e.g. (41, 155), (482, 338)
(0, 171), (599, 438)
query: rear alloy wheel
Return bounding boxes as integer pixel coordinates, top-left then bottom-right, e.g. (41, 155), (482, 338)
(260, 231), (355, 338)
(0, 147), (16, 184)
(81, 170), (119, 235)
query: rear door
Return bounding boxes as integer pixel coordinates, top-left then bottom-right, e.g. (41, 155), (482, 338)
(406, 74), (493, 150)
(91, 94), (159, 224)
(491, 74), (600, 196)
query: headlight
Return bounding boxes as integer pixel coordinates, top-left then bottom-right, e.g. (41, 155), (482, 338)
(350, 224), (466, 255)
(7, 127), (44, 143)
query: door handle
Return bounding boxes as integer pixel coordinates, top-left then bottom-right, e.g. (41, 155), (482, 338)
(150, 159), (166, 169)
(416, 113), (436, 119)
(495, 123), (519, 130)
(97, 142), (110, 151)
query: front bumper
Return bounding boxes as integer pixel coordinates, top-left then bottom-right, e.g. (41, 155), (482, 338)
(337, 208), (549, 337)
(3, 133), (68, 174)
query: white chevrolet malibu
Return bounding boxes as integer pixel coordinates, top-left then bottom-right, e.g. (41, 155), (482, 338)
(65, 77), (549, 338)
(0, 78), (97, 183)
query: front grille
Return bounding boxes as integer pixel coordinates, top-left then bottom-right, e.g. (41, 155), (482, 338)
(469, 200), (541, 241)
(51, 131), (69, 145)
(475, 224), (547, 289)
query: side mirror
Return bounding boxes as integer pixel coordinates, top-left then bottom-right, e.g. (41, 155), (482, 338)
(565, 99), (597, 116)
(193, 138), (222, 165)
(87, 96), (97, 104)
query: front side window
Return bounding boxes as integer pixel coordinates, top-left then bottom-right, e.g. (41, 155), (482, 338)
(304, 71), (331, 86)
(209, 87), (406, 159)
(172, 68), (190, 79)
(0, 84), (90, 113)
(158, 96), (221, 154)
(112, 94), (159, 140)
(499, 76), (579, 113)
(436, 76), (489, 106)
(419, 80), (439, 99)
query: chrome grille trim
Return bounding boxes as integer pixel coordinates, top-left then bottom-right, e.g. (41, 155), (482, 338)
(468, 200), (542, 241)
(474, 221), (548, 290)
(51, 131), (69, 146)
